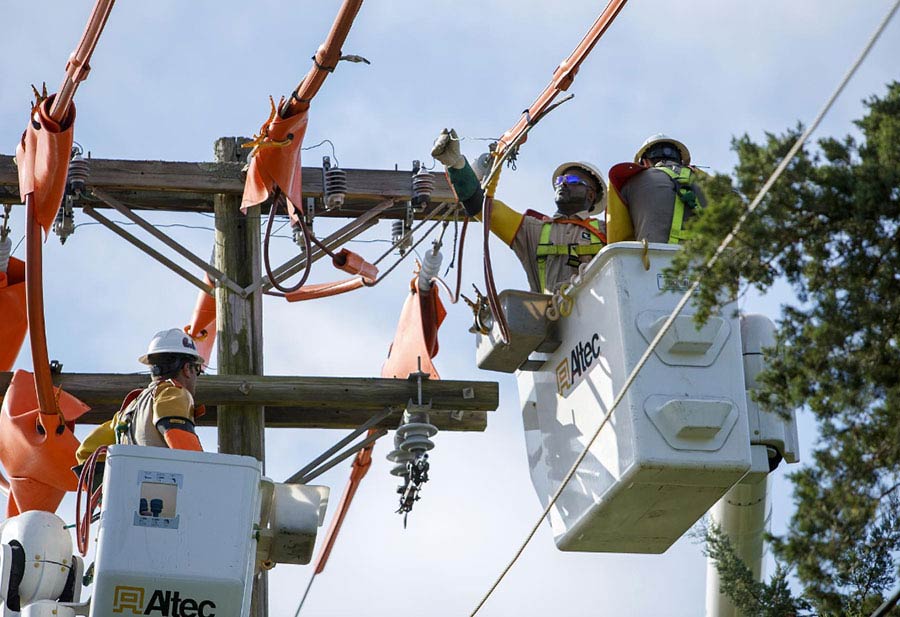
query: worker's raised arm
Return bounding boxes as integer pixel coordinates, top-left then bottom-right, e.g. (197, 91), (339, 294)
(432, 129), (523, 246)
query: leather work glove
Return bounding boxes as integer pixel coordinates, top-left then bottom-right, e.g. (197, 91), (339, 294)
(431, 128), (466, 169)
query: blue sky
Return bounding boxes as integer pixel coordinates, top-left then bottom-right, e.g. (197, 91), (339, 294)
(2, 1), (899, 615)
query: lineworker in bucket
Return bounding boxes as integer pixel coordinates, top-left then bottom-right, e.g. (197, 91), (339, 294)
(73, 328), (205, 478)
(606, 134), (707, 244)
(432, 128), (606, 294)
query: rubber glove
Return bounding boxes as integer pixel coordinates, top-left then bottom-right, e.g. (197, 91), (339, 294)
(431, 128), (466, 169)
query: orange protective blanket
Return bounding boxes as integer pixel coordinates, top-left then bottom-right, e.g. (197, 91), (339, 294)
(0, 257), (27, 371)
(241, 103), (309, 225)
(0, 370), (89, 516)
(381, 278), (446, 380)
(15, 96), (75, 239)
(185, 273), (216, 367)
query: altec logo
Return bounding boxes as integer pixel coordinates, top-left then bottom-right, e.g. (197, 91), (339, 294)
(556, 332), (602, 396)
(113, 585), (217, 617)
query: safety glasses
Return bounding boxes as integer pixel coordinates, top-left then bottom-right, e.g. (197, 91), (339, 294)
(554, 174), (590, 188)
(190, 363), (204, 376)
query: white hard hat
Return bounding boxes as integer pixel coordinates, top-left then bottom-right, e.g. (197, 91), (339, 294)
(551, 161), (607, 214)
(138, 328), (205, 365)
(634, 134), (691, 165)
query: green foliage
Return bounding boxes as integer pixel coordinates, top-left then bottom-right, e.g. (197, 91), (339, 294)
(671, 82), (900, 614)
(706, 523), (812, 616)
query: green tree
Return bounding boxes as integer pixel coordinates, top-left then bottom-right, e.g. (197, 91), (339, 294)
(670, 82), (900, 615)
(705, 523), (812, 617)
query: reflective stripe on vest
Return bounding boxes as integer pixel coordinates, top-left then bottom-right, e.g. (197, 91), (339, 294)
(656, 165), (701, 244)
(535, 218), (605, 293)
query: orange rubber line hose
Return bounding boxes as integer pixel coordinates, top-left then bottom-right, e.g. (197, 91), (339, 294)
(310, 431), (378, 575)
(495, 0), (628, 158)
(49, 0), (116, 122)
(24, 196), (59, 418)
(281, 0), (364, 118)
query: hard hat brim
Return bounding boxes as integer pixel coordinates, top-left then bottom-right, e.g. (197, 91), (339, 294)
(138, 351), (205, 366)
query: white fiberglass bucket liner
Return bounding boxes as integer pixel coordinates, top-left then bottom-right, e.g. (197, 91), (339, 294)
(518, 243), (752, 554)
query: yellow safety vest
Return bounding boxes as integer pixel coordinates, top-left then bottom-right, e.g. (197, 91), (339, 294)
(656, 165), (702, 244)
(535, 218), (605, 293)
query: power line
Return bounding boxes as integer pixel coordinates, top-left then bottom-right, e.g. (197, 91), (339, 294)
(469, 1), (900, 614)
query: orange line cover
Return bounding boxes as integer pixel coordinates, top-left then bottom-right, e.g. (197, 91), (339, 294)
(0, 370), (90, 516)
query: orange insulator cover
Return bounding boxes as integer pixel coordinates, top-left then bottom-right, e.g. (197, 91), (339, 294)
(0, 257), (28, 371)
(283, 250), (378, 302)
(15, 96), (76, 239)
(185, 274), (216, 367)
(333, 249), (378, 281)
(381, 278), (446, 380)
(240, 106), (309, 224)
(0, 370), (90, 516)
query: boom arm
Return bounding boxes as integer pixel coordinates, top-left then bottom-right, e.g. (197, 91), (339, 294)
(493, 0), (628, 159)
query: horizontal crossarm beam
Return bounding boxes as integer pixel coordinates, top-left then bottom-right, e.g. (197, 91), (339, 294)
(0, 372), (498, 432)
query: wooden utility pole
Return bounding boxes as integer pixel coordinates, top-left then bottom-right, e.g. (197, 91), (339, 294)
(213, 137), (266, 615)
(213, 137), (265, 460)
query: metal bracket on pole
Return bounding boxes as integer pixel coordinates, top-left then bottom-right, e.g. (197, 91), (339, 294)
(82, 205), (213, 294)
(91, 188), (244, 296)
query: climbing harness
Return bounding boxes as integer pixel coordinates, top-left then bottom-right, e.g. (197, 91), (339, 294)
(656, 165), (703, 244)
(535, 218), (606, 293)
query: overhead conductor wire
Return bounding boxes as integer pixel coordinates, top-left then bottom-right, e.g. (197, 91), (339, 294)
(469, 2), (900, 614)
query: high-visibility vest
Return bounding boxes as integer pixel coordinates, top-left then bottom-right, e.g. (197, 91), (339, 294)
(535, 218), (606, 293)
(656, 165), (702, 244)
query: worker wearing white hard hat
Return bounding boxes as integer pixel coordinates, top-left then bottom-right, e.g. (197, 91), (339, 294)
(432, 129), (607, 294)
(74, 329), (205, 477)
(606, 133), (707, 244)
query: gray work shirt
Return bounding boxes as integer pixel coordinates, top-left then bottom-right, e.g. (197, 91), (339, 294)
(619, 162), (707, 243)
(509, 210), (606, 293)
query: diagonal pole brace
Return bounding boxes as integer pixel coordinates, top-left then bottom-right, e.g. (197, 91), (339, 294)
(82, 205), (213, 294)
(91, 188), (244, 296)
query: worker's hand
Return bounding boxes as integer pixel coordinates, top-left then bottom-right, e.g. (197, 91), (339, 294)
(431, 128), (466, 169)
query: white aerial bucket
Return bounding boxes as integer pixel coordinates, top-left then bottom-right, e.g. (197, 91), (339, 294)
(90, 446), (328, 617)
(483, 243), (753, 554)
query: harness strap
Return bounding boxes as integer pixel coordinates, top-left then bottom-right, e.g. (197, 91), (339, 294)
(656, 165), (701, 244)
(117, 384), (159, 445)
(535, 244), (601, 256)
(553, 218), (608, 243)
(536, 218), (606, 293)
